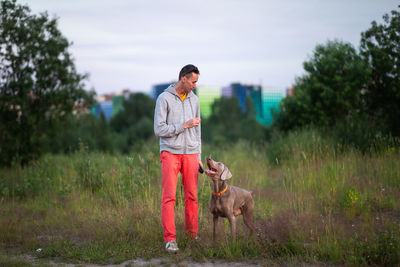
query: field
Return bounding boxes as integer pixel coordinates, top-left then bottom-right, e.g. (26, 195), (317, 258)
(0, 129), (399, 266)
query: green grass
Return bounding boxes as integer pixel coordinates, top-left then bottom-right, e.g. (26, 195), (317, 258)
(0, 131), (399, 265)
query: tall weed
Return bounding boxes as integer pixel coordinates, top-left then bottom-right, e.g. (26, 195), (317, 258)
(0, 136), (399, 265)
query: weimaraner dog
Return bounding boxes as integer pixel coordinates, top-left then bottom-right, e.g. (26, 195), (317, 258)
(205, 157), (256, 239)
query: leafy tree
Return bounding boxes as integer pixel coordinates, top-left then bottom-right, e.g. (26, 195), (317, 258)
(48, 113), (114, 154)
(109, 93), (155, 152)
(360, 6), (400, 136)
(203, 96), (266, 144)
(275, 40), (369, 131)
(0, 0), (90, 166)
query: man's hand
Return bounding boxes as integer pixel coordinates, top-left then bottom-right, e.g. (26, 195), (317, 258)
(198, 160), (204, 174)
(183, 118), (201, 129)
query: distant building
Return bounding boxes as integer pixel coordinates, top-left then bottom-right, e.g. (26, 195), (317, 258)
(91, 89), (132, 121)
(221, 85), (233, 98)
(112, 89), (131, 115)
(261, 88), (283, 126)
(92, 100), (113, 121)
(122, 89), (132, 99)
(112, 95), (125, 116)
(224, 83), (283, 126)
(197, 86), (221, 118)
(230, 83), (247, 113)
(149, 81), (283, 126)
(152, 82), (173, 101)
(247, 85), (263, 123)
(286, 87), (295, 97)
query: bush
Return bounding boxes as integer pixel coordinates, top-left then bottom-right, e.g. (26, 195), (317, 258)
(329, 117), (399, 154)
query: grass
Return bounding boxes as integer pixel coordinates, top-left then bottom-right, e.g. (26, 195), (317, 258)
(0, 130), (399, 265)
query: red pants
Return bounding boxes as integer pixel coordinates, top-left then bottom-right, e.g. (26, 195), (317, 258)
(160, 151), (199, 242)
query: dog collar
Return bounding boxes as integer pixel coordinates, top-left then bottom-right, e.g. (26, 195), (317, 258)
(212, 185), (228, 197)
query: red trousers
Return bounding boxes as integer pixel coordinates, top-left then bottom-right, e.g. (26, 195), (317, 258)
(160, 151), (199, 242)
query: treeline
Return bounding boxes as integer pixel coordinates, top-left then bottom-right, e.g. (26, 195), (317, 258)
(46, 91), (267, 155)
(1, 0), (399, 166)
(275, 8), (400, 151)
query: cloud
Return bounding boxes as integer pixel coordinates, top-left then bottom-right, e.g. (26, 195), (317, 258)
(25, 0), (399, 94)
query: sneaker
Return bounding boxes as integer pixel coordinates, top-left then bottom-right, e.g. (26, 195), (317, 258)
(165, 240), (179, 253)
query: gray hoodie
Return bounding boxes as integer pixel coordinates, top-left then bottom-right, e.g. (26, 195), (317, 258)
(154, 85), (201, 159)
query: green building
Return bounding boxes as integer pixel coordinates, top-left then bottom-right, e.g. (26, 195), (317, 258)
(197, 86), (221, 118)
(261, 89), (283, 126)
(112, 95), (125, 116)
(248, 85), (263, 123)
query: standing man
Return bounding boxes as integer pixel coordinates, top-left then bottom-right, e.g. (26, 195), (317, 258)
(154, 64), (203, 252)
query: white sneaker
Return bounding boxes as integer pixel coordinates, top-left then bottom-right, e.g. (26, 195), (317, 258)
(165, 240), (179, 252)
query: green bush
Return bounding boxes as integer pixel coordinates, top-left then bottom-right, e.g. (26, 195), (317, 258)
(328, 116), (399, 154)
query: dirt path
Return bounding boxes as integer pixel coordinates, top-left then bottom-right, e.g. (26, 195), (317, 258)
(3, 253), (267, 266)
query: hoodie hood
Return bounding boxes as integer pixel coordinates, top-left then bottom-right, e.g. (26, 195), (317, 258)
(165, 84), (196, 98)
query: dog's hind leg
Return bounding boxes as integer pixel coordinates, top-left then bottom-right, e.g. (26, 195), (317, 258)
(243, 201), (256, 236)
(243, 211), (256, 236)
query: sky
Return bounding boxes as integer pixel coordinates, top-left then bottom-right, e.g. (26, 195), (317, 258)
(24, 0), (399, 96)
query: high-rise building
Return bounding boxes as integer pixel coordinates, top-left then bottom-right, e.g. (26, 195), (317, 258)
(230, 83), (247, 112)
(92, 100), (113, 121)
(261, 89), (283, 126)
(149, 81), (283, 126)
(197, 86), (221, 118)
(152, 82), (173, 101)
(221, 85), (233, 98)
(248, 85), (263, 123)
(92, 91), (131, 122)
(112, 95), (125, 116)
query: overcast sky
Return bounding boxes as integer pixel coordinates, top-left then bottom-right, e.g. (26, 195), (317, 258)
(24, 0), (399, 95)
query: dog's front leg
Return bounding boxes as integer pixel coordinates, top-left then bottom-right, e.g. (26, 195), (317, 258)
(213, 215), (218, 240)
(228, 215), (237, 238)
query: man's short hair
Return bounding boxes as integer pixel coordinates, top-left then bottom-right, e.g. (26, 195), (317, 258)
(179, 64), (200, 80)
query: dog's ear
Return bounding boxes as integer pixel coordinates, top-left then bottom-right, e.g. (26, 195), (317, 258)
(221, 165), (232, 180)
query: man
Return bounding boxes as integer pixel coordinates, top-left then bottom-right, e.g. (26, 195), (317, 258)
(154, 64), (204, 252)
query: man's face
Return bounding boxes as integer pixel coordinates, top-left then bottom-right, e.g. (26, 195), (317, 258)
(182, 73), (199, 93)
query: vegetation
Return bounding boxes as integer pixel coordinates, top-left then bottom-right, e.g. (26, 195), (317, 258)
(0, 1), (399, 265)
(1, 1), (399, 166)
(0, 0), (92, 166)
(202, 96), (267, 145)
(0, 134), (399, 265)
(275, 40), (369, 131)
(275, 6), (400, 139)
(360, 7), (400, 136)
(109, 93), (155, 153)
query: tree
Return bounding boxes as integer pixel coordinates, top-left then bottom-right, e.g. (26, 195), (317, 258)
(0, 0), (90, 166)
(48, 113), (114, 154)
(203, 96), (266, 144)
(275, 40), (369, 131)
(109, 93), (155, 152)
(360, 6), (400, 136)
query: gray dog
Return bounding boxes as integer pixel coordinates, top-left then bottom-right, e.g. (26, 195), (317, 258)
(205, 157), (256, 239)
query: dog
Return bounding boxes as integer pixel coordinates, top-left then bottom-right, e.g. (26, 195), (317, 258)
(205, 157), (256, 239)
